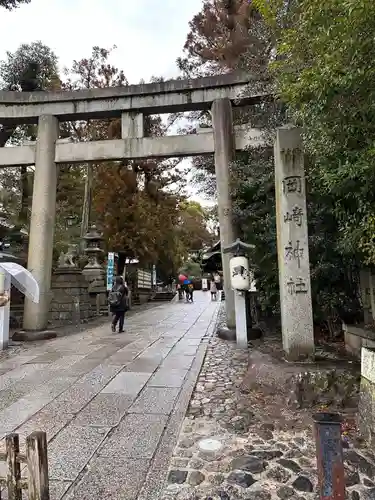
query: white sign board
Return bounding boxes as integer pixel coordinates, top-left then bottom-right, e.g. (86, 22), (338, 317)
(137, 269), (152, 289)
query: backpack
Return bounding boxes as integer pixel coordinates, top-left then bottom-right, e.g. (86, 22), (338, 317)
(108, 289), (122, 307)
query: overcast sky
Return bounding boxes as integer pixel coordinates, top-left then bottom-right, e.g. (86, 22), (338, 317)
(0, 0), (213, 205)
(0, 0), (203, 83)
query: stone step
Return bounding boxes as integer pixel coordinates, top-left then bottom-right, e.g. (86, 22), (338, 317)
(153, 292), (176, 302)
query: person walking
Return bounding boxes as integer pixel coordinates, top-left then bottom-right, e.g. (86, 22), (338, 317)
(210, 280), (217, 301)
(182, 279), (190, 302)
(187, 283), (194, 302)
(213, 272), (222, 300)
(108, 276), (129, 333)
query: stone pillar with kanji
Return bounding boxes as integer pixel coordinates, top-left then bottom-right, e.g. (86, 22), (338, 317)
(274, 126), (314, 360)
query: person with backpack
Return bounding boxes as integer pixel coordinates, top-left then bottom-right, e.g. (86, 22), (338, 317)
(108, 276), (129, 333)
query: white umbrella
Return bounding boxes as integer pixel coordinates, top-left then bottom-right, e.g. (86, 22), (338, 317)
(0, 262), (39, 303)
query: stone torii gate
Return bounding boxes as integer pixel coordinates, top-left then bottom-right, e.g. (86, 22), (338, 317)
(0, 73), (314, 360)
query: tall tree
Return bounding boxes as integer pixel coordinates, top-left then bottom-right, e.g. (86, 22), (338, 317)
(93, 113), (187, 268)
(62, 46), (127, 240)
(0, 42), (60, 229)
(178, 201), (213, 252)
(177, 0), (273, 198)
(262, 0), (375, 266)
(178, 0), (271, 77)
(65, 46), (188, 274)
(0, 41), (59, 92)
(0, 41), (60, 150)
(182, 0), (363, 332)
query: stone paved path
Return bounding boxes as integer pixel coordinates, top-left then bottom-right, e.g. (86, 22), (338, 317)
(0, 292), (219, 500)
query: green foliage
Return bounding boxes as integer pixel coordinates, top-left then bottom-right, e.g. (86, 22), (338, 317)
(0, 42), (61, 233)
(178, 261), (202, 279)
(62, 46), (127, 91)
(233, 145), (362, 328)
(251, 0), (284, 27)
(177, 201), (213, 252)
(270, 0), (375, 265)
(0, 41), (59, 91)
(233, 148), (279, 314)
(183, 0), (366, 331)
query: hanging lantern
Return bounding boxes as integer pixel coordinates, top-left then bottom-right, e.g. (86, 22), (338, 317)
(229, 256), (250, 291)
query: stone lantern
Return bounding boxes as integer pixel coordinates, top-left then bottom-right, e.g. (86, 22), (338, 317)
(82, 225), (105, 278)
(81, 225), (107, 314)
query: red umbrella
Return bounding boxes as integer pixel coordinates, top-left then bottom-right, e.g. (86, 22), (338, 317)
(178, 274), (187, 282)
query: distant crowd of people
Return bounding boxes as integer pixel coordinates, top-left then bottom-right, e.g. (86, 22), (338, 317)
(177, 282), (194, 302)
(177, 272), (223, 303)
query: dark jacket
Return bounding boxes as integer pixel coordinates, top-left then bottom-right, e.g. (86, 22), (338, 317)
(110, 284), (129, 313)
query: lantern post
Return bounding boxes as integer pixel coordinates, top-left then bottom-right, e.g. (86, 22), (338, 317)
(223, 238), (255, 348)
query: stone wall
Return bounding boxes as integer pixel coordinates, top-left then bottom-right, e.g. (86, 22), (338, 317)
(10, 303), (23, 329)
(358, 347), (375, 446)
(138, 289), (152, 305)
(49, 269), (94, 326)
(8, 269), (96, 329)
(343, 324), (375, 359)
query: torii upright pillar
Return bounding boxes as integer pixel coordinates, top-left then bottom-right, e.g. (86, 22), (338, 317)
(23, 115), (59, 331)
(212, 98), (236, 329)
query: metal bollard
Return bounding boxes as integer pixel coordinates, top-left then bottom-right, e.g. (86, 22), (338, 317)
(313, 412), (345, 500)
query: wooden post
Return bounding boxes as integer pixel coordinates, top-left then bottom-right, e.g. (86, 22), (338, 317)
(234, 291), (248, 348)
(26, 432), (49, 500)
(6, 434), (22, 500)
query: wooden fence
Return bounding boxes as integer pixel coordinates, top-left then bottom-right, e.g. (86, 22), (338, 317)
(0, 431), (49, 500)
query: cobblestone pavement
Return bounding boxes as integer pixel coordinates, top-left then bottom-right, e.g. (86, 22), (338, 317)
(161, 310), (375, 500)
(0, 292), (219, 500)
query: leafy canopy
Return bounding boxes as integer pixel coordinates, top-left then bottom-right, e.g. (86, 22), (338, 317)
(182, 0), (365, 330)
(0, 41), (59, 94)
(266, 0), (375, 264)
